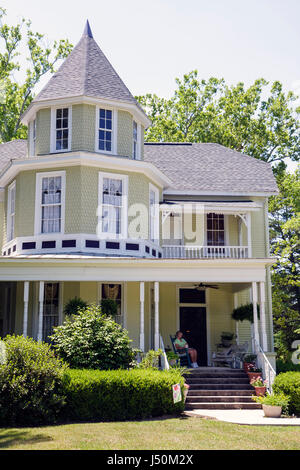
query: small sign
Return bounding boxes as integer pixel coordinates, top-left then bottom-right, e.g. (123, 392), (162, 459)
(172, 383), (182, 403)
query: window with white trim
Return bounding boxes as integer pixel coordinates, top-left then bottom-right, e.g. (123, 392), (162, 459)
(98, 173), (128, 237)
(207, 213), (225, 246)
(55, 108), (69, 151)
(101, 283), (123, 325)
(98, 108), (112, 152)
(149, 184), (159, 242)
(7, 181), (16, 242)
(35, 172), (65, 235)
(133, 120), (138, 159)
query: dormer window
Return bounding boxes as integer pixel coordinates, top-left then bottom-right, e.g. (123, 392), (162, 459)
(98, 108), (112, 152)
(51, 107), (71, 153)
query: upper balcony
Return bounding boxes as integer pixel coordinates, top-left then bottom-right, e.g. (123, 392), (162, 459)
(162, 245), (249, 259)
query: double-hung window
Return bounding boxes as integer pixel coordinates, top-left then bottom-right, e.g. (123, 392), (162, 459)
(207, 213), (225, 246)
(149, 184), (159, 242)
(133, 121), (138, 159)
(7, 181), (16, 242)
(98, 172), (128, 238)
(54, 108), (70, 151)
(98, 108), (112, 152)
(35, 172), (65, 235)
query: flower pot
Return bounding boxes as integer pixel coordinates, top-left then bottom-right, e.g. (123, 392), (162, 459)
(221, 340), (232, 347)
(254, 386), (266, 397)
(247, 372), (261, 381)
(243, 362), (253, 372)
(262, 404), (282, 418)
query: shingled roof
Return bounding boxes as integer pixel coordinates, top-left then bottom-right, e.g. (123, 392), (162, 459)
(32, 21), (140, 107)
(144, 143), (278, 194)
(0, 140), (27, 174)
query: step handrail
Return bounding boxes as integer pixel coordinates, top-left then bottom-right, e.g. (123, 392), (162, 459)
(253, 338), (276, 393)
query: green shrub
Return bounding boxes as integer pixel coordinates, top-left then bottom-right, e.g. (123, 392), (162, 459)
(50, 304), (135, 370)
(0, 335), (67, 426)
(273, 372), (300, 415)
(61, 368), (185, 422)
(252, 393), (290, 414)
(276, 359), (300, 374)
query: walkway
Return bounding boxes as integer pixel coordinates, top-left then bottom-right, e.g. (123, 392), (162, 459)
(185, 409), (300, 426)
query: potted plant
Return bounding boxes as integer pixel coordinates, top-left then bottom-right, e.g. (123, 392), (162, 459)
(183, 383), (189, 402)
(250, 376), (267, 396)
(252, 393), (289, 418)
(243, 354), (257, 372)
(166, 351), (179, 367)
(220, 331), (235, 347)
(231, 303), (260, 323)
(247, 364), (262, 381)
(64, 297), (88, 317)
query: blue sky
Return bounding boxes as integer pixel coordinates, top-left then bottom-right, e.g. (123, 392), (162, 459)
(1, 0), (300, 98)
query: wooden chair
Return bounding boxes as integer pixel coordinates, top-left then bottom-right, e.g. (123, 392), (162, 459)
(170, 335), (192, 368)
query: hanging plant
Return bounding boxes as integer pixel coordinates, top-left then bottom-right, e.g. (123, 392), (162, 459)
(231, 303), (260, 323)
(100, 298), (118, 318)
(64, 297), (88, 316)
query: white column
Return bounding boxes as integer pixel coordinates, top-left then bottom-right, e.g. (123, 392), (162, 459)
(154, 281), (160, 350)
(252, 282), (260, 347)
(23, 281), (29, 337)
(37, 281), (44, 342)
(247, 212), (252, 258)
(234, 292), (239, 344)
(259, 281), (268, 351)
(139, 282), (145, 352)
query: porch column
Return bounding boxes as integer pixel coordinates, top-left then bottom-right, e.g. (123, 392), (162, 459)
(37, 281), (44, 342)
(246, 212), (252, 257)
(252, 282), (260, 347)
(139, 282), (145, 352)
(22, 281), (29, 337)
(234, 292), (239, 344)
(259, 281), (268, 351)
(154, 281), (160, 350)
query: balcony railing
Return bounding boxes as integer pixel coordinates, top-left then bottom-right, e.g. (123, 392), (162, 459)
(162, 245), (249, 259)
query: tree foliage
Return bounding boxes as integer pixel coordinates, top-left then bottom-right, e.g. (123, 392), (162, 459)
(0, 7), (72, 142)
(269, 167), (300, 358)
(137, 71), (300, 168)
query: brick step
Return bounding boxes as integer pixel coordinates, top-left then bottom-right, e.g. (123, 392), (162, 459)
(186, 389), (254, 396)
(188, 384), (253, 390)
(185, 373), (248, 379)
(186, 377), (250, 384)
(186, 395), (254, 403)
(185, 402), (261, 410)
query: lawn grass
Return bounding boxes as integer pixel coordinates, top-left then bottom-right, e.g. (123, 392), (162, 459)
(0, 416), (300, 450)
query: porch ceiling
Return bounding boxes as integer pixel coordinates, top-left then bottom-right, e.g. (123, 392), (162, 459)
(0, 256), (275, 283)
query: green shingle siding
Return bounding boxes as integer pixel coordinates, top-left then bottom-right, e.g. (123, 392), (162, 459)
(36, 108), (51, 155)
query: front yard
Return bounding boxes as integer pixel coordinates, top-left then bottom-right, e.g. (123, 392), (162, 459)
(1, 416), (300, 450)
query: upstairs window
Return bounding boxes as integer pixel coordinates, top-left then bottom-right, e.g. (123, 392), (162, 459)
(98, 172), (128, 238)
(35, 171), (65, 235)
(98, 108), (112, 152)
(55, 108), (69, 151)
(207, 213), (225, 246)
(133, 120), (138, 159)
(7, 181), (16, 242)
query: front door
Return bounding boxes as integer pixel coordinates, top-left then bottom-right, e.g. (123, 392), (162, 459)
(180, 307), (207, 366)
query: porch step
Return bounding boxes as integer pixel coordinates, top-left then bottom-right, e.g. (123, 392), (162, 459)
(185, 402), (261, 410)
(187, 377), (250, 384)
(186, 395), (254, 403)
(184, 367), (260, 411)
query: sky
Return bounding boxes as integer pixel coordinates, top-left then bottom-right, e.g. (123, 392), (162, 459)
(0, 0), (299, 169)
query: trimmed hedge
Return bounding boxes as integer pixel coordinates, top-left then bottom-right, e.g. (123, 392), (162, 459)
(61, 368), (185, 422)
(273, 372), (300, 415)
(276, 360), (300, 374)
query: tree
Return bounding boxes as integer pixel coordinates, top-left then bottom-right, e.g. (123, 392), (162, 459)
(0, 8), (72, 142)
(137, 71), (300, 168)
(269, 167), (300, 359)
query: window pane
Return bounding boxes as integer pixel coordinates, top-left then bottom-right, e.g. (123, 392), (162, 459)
(179, 288), (206, 304)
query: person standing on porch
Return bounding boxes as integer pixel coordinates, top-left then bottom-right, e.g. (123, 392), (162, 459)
(174, 331), (199, 368)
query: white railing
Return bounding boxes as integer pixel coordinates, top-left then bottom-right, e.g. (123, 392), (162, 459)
(162, 245), (249, 259)
(253, 339), (276, 393)
(159, 334), (170, 370)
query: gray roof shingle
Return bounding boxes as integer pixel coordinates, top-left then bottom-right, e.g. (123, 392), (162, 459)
(32, 22), (140, 108)
(144, 143), (278, 194)
(0, 140), (27, 174)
